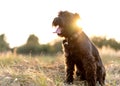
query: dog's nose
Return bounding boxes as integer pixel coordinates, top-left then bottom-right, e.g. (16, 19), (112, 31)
(52, 17), (60, 26)
(52, 17), (63, 27)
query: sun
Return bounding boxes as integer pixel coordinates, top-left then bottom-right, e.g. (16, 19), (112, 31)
(76, 19), (88, 30)
(76, 19), (82, 28)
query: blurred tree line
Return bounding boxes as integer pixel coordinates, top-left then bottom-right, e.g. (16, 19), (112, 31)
(0, 34), (120, 55)
(16, 34), (62, 55)
(91, 36), (120, 50)
(0, 34), (10, 52)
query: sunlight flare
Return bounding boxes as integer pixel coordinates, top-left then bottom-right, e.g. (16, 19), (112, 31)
(76, 19), (81, 27)
(76, 19), (83, 28)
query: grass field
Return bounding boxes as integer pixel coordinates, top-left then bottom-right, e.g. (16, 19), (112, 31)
(0, 47), (120, 86)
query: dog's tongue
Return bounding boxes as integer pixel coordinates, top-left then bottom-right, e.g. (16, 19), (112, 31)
(53, 27), (61, 34)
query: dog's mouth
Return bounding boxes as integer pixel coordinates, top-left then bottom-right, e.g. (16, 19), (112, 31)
(52, 17), (63, 35)
(52, 17), (67, 37)
(53, 26), (62, 34)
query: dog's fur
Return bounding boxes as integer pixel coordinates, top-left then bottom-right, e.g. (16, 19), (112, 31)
(52, 11), (106, 86)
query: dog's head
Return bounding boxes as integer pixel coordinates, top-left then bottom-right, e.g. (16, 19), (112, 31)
(52, 11), (81, 38)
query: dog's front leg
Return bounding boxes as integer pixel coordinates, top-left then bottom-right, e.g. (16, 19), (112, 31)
(83, 56), (97, 86)
(64, 57), (74, 84)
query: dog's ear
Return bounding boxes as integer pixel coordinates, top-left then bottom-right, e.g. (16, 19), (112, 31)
(74, 13), (80, 19)
(58, 11), (63, 16)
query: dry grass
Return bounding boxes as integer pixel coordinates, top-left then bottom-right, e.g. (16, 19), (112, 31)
(99, 47), (120, 86)
(0, 47), (120, 86)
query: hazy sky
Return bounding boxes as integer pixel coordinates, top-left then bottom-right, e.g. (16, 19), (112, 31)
(0, 0), (120, 48)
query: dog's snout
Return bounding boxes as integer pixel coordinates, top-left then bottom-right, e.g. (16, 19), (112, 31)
(52, 17), (59, 26)
(52, 17), (63, 27)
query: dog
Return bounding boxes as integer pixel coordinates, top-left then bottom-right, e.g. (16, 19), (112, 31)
(52, 11), (106, 86)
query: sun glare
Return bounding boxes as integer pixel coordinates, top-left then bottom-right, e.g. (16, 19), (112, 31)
(76, 19), (82, 28)
(76, 19), (87, 30)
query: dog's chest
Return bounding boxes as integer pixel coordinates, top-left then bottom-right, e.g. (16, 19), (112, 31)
(63, 39), (79, 55)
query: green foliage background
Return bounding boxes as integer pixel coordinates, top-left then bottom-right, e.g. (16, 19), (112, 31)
(0, 34), (120, 55)
(91, 36), (120, 50)
(16, 34), (62, 55)
(0, 34), (10, 52)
